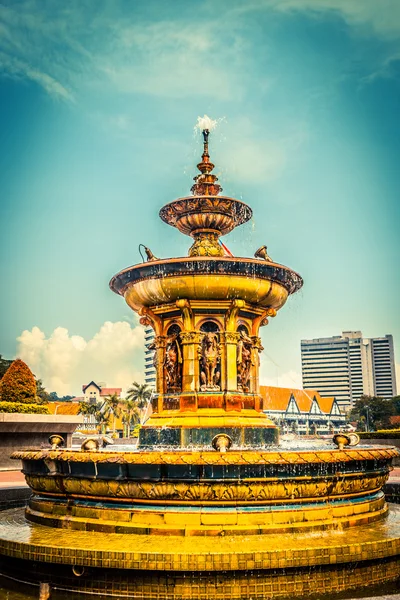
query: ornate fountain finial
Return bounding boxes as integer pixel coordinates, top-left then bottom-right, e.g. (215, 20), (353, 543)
(191, 127), (222, 196)
(159, 115), (252, 257)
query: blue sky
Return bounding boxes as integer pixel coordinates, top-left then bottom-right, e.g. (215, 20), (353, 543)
(0, 0), (399, 394)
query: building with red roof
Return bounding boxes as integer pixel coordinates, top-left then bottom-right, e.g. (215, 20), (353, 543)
(260, 385), (345, 434)
(82, 381), (122, 402)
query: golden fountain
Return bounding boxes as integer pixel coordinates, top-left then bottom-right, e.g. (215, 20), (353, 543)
(0, 123), (400, 599)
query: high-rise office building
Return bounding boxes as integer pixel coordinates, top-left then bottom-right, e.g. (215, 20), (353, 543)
(144, 326), (156, 388)
(301, 331), (397, 410)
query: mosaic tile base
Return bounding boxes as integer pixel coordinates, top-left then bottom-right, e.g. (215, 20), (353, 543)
(0, 554), (399, 599)
(1, 506), (400, 571)
(1, 506), (400, 597)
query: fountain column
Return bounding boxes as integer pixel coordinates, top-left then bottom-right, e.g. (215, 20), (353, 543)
(153, 335), (167, 399)
(179, 331), (200, 411)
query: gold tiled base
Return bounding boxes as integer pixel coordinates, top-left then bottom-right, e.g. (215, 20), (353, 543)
(1, 551), (400, 598)
(1, 507), (400, 571)
(26, 493), (388, 535)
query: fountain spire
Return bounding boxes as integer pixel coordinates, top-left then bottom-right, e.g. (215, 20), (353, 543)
(191, 128), (222, 197)
(159, 117), (252, 256)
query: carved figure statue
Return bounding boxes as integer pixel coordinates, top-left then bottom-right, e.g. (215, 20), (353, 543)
(200, 332), (221, 391)
(164, 334), (183, 392)
(237, 330), (253, 392)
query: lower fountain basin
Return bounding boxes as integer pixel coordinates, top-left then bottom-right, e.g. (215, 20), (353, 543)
(10, 446), (398, 535)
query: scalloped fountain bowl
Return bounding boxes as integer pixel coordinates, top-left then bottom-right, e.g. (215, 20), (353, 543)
(159, 196), (253, 236)
(110, 256), (303, 311)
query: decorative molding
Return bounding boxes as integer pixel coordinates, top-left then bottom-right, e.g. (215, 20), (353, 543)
(12, 447), (399, 466)
(221, 332), (240, 344)
(225, 299), (245, 332)
(175, 299), (194, 330)
(179, 331), (201, 344)
(24, 474), (388, 504)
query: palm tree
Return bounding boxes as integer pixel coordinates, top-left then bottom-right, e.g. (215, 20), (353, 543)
(126, 382), (152, 422)
(121, 400), (141, 438)
(93, 406), (110, 435)
(78, 400), (109, 434)
(103, 393), (122, 436)
(126, 382), (152, 409)
(79, 400), (103, 431)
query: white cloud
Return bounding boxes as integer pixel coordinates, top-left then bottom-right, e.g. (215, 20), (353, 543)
(240, 0), (400, 38)
(0, 52), (74, 101)
(361, 52), (400, 84)
(216, 117), (308, 183)
(16, 321), (145, 396)
(259, 351), (302, 388)
(1, 0), (398, 109)
(260, 369), (303, 389)
(0, 3), (244, 103)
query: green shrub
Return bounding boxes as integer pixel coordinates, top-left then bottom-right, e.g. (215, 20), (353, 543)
(358, 429), (400, 439)
(0, 401), (49, 414)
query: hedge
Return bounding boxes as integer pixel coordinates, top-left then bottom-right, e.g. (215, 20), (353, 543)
(0, 401), (49, 414)
(358, 430), (400, 439)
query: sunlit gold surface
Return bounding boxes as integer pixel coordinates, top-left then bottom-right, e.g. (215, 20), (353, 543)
(159, 196), (252, 237)
(25, 491), (388, 535)
(12, 446), (399, 464)
(2, 505), (400, 570)
(122, 266), (289, 311)
(140, 408), (277, 429)
(22, 472), (390, 505)
(10, 446), (397, 540)
(1, 506), (400, 598)
(11, 446), (398, 465)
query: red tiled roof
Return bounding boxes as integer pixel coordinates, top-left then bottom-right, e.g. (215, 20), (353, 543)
(100, 388), (122, 397)
(318, 396), (335, 414)
(260, 385), (335, 415)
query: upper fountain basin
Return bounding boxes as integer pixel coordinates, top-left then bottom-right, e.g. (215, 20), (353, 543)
(109, 256), (303, 311)
(159, 196), (252, 236)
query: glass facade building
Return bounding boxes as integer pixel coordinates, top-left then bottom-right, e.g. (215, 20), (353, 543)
(301, 331), (397, 411)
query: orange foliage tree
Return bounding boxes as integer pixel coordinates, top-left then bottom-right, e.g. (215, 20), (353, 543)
(0, 359), (37, 404)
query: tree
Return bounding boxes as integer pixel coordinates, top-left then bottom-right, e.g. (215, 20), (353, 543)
(35, 379), (51, 404)
(103, 393), (122, 436)
(0, 355), (13, 380)
(0, 359), (37, 403)
(391, 396), (400, 416)
(126, 382), (152, 415)
(351, 395), (395, 431)
(78, 400), (101, 417)
(79, 400), (109, 434)
(49, 391), (74, 402)
(121, 400), (141, 438)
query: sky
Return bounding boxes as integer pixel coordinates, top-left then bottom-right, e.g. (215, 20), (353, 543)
(0, 0), (399, 395)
